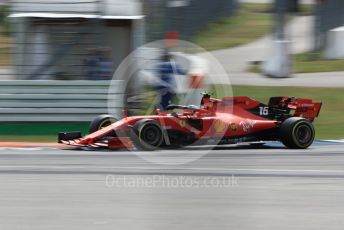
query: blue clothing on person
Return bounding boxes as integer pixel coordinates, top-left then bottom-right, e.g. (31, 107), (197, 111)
(156, 61), (186, 110)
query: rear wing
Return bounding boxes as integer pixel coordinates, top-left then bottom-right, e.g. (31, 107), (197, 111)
(269, 97), (322, 121)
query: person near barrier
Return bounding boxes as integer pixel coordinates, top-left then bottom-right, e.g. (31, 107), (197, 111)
(155, 52), (186, 110)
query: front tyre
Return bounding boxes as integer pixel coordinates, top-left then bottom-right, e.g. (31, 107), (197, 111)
(280, 117), (315, 149)
(89, 114), (118, 134)
(131, 119), (164, 151)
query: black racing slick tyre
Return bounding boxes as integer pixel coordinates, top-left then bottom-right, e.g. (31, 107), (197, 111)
(280, 117), (315, 149)
(89, 114), (118, 134)
(130, 119), (164, 151)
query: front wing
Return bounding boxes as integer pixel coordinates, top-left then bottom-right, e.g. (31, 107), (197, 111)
(59, 132), (134, 149)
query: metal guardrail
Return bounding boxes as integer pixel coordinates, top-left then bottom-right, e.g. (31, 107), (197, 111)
(0, 80), (124, 122)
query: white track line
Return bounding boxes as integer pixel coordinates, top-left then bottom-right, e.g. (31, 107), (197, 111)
(323, 140), (344, 143)
(0, 165), (343, 175)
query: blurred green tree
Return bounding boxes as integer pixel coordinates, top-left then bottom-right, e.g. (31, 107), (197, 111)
(0, 5), (10, 35)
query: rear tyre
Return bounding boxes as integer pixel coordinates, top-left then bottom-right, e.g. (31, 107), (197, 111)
(131, 119), (164, 151)
(280, 117), (315, 149)
(89, 114), (118, 134)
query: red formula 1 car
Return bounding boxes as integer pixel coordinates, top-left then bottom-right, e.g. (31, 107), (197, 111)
(59, 93), (322, 150)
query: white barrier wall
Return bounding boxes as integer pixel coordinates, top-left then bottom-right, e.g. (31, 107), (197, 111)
(12, 0), (142, 17)
(0, 80), (124, 122)
(325, 26), (344, 59)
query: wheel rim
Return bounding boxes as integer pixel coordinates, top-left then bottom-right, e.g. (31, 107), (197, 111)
(295, 124), (313, 145)
(141, 125), (162, 146)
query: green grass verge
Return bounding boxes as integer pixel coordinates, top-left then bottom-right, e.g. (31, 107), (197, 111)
(191, 3), (314, 51)
(192, 3), (273, 51)
(294, 52), (344, 73)
(212, 85), (344, 140)
(0, 122), (89, 136)
(241, 3), (313, 14)
(0, 135), (57, 142)
(249, 52), (344, 74)
(0, 122), (89, 142)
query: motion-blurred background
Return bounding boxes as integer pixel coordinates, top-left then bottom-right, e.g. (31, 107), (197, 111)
(0, 0), (343, 142)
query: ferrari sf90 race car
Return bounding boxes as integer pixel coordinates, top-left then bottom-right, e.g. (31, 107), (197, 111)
(59, 93), (322, 150)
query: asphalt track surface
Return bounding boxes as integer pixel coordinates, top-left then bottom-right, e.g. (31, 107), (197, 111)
(1, 142), (344, 230)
